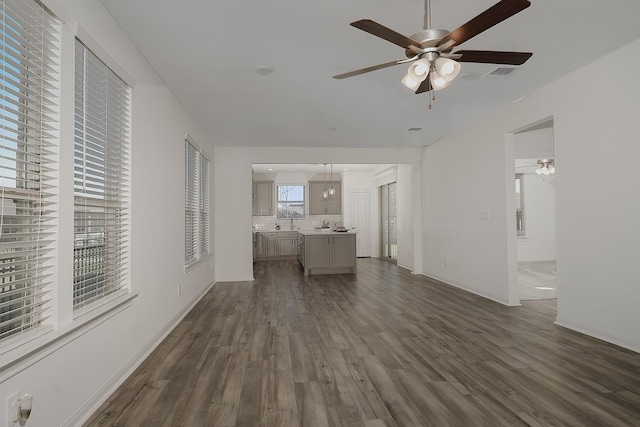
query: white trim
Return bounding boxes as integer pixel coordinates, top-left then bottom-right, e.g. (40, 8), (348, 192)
(420, 273), (518, 307)
(74, 24), (136, 87)
(185, 132), (209, 160)
(184, 253), (212, 273)
(555, 316), (640, 354)
(0, 293), (138, 383)
(64, 281), (216, 427)
(41, 0), (68, 22)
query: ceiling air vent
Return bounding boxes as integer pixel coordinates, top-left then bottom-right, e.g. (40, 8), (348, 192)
(407, 127), (422, 132)
(485, 67), (517, 77)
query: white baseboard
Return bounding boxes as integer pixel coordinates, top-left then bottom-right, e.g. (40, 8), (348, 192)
(555, 316), (640, 354)
(64, 281), (216, 427)
(419, 273), (516, 307)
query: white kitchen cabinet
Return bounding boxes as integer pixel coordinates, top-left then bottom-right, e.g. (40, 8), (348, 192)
(252, 181), (274, 216)
(308, 181), (341, 215)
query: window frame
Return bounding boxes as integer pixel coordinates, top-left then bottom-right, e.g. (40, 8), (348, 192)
(276, 184), (305, 219)
(0, 0), (60, 345)
(184, 135), (211, 270)
(72, 37), (132, 313)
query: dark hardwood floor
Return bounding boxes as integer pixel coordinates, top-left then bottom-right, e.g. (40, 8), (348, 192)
(85, 259), (640, 426)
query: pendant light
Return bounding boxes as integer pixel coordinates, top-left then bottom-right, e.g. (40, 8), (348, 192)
(322, 164), (329, 199)
(328, 164), (336, 196)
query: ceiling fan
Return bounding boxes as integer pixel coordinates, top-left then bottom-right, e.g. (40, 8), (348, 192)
(333, 0), (533, 97)
(517, 159), (556, 175)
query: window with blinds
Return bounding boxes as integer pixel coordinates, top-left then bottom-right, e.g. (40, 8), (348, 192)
(185, 137), (210, 267)
(0, 0), (59, 341)
(74, 38), (130, 311)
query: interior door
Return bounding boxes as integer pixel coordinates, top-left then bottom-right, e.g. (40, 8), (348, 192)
(347, 190), (373, 257)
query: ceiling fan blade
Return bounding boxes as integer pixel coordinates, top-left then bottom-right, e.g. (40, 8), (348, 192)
(333, 55), (418, 79)
(455, 50), (532, 65)
(415, 78), (432, 94)
(333, 58), (413, 79)
(351, 19), (422, 52)
(438, 0), (531, 48)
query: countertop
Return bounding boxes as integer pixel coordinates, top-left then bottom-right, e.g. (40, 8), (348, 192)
(297, 230), (356, 236)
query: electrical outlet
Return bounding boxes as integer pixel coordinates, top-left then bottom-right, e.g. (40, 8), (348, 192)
(178, 284), (182, 296)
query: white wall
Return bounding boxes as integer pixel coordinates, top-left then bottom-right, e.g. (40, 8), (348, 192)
(517, 174), (556, 262)
(422, 38), (640, 351)
(215, 148), (422, 281)
(0, 1), (215, 425)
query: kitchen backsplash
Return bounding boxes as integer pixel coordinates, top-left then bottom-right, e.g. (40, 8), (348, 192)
(253, 215), (342, 231)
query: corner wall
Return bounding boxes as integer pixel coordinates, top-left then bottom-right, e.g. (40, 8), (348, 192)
(421, 38), (640, 351)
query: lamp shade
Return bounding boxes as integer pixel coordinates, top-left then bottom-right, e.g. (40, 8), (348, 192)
(401, 74), (421, 91)
(435, 57), (461, 82)
(407, 59), (430, 81)
(402, 59), (430, 90)
(430, 69), (451, 90)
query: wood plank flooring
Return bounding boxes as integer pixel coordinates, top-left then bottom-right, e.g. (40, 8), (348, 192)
(85, 259), (640, 426)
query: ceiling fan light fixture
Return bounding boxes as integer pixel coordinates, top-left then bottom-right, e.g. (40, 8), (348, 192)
(401, 74), (421, 91)
(535, 159), (555, 175)
(435, 57), (461, 82)
(430, 69), (451, 91)
(409, 59), (430, 79)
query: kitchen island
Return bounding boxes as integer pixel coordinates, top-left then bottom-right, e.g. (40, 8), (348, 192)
(298, 230), (356, 276)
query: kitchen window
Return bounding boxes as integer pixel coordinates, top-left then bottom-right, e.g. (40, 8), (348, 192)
(277, 185), (304, 218)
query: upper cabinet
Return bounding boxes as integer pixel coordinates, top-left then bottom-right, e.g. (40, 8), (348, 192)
(252, 181), (274, 216)
(308, 181), (341, 215)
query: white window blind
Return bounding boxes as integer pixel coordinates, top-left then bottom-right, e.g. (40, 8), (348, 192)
(184, 140), (198, 265)
(74, 38), (130, 310)
(0, 0), (59, 341)
(184, 137), (209, 267)
(198, 152), (210, 257)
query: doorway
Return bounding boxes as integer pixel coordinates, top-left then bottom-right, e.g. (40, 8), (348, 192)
(379, 182), (397, 263)
(512, 119), (557, 302)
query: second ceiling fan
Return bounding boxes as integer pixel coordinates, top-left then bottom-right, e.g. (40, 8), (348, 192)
(333, 0), (533, 95)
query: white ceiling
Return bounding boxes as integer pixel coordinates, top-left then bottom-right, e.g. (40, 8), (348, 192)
(100, 0), (640, 148)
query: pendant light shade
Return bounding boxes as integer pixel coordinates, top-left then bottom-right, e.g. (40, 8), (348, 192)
(322, 163), (329, 199)
(328, 164), (336, 196)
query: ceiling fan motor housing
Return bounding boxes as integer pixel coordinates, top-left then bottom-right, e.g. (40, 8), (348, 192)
(405, 29), (451, 58)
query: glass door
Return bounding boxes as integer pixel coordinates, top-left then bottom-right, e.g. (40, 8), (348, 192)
(380, 182), (397, 261)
